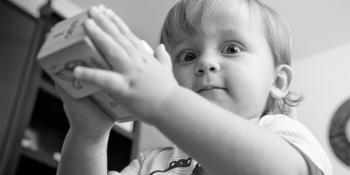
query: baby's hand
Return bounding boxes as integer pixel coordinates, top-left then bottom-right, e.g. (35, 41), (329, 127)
(55, 85), (115, 141)
(74, 5), (179, 124)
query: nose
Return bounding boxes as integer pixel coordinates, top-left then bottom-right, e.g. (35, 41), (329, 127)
(195, 55), (220, 75)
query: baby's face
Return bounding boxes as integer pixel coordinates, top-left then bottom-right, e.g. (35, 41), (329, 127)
(167, 0), (276, 119)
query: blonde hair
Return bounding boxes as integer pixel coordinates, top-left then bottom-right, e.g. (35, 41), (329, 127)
(160, 0), (303, 116)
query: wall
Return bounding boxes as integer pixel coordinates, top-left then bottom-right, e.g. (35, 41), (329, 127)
(260, 0), (350, 61)
(291, 43), (350, 175)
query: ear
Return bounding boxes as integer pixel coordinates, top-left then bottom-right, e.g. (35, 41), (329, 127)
(270, 64), (293, 99)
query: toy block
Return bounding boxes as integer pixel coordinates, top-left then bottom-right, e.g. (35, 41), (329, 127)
(90, 91), (134, 122)
(37, 12), (106, 99)
(37, 11), (133, 122)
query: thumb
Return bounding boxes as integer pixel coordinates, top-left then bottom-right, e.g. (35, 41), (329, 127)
(74, 66), (127, 94)
(155, 44), (172, 70)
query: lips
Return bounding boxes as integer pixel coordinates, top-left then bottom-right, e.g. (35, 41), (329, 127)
(196, 86), (227, 93)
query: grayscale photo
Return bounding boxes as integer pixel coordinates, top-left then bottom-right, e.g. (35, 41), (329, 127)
(1, 0), (349, 175)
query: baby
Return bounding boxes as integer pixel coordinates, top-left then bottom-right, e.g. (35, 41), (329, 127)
(57, 0), (332, 175)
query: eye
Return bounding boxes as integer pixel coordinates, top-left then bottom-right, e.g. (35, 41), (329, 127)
(175, 50), (197, 64)
(221, 42), (243, 55)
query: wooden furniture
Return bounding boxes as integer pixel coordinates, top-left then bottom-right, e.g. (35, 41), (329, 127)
(0, 1), (140, 174)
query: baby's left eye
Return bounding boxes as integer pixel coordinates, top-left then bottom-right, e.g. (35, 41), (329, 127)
(221, 42), (243, 55)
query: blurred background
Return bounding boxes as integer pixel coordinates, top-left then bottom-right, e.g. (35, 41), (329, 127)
(1, 0), (349, 174)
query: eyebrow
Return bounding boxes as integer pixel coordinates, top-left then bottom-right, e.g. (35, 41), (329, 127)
(170, 29), (243, 45)
(168, 39), (192, 60)
(167, 27), (252, 55)
(219, 28), (256, 44)
(167, 32), (192, 49)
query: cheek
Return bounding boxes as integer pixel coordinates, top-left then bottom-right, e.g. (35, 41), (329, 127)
(225, 65), (271, 106)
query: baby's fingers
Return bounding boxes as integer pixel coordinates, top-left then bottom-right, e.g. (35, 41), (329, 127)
(89, 6), (138, 58)
(155, 44), (172, 71)
(141, 40), (154, 55)
(74, 66), (127, 95)
(104, 8), (134, 37)
(84, 18), (130, 72)
(104, 8), (150, 55)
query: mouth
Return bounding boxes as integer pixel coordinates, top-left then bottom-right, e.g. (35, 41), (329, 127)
(196, 86), (227, 93)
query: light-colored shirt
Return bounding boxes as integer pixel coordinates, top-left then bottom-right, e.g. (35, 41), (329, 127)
(109, 114), (333, 175)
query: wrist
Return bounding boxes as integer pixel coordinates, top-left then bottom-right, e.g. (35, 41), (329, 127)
(150, 86), (187, 127)
(69, 126), (112, 144)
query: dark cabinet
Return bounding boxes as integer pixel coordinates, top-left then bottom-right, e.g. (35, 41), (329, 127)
(0, 1), (139, 175)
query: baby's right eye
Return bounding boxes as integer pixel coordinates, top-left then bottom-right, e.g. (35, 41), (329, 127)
(176, 50), (197, 64)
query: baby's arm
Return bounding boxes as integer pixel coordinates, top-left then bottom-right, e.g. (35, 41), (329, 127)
(153, 88), (308, 175)
(57, 128), (110, 175)
(76, 6), (308, 175)
(55, 85), (114, 175)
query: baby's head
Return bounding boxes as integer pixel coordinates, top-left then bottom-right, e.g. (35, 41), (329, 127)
(160, 0), (302, 118)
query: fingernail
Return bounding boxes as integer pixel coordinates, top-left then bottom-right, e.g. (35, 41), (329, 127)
(73, 66), (83, 78)
(89, 6), (99, 17)
(84, 19), (95, 29)
(99, 4), (107, 11)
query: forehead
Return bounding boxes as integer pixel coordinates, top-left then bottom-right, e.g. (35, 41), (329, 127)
(168, 0), (265, 46)
(205, 1), (260, 29)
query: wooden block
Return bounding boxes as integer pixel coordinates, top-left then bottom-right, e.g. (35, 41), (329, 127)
(37, 11), (133, 122)
(37, 11), (107, 99)
(90, 92), (134, 122)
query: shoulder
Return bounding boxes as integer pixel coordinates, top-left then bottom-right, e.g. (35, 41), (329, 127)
(258, 114), (333, 175)
(258, 114), (303, 130)
(259, 114), (323, 143)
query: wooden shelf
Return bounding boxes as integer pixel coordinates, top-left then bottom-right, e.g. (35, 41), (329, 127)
(0, 2), (137, 175)
(20, 145), (58, 169)
(20, 126), (64, 169)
